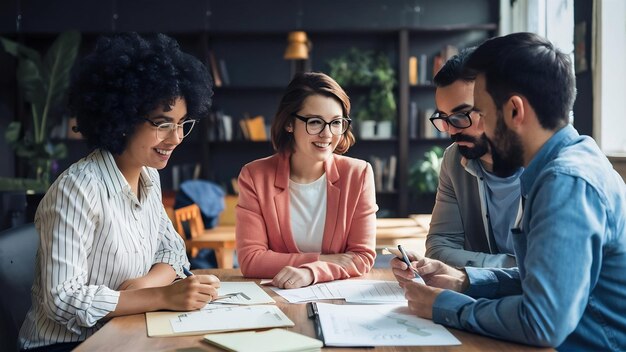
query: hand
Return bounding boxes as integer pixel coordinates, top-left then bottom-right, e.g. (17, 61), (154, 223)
(273, 266), (314, 289)
(160, 274), (221, 311)
(319, 253), (357, 270)
(390, 250), (468, 292)
(403, 281), (444, 320)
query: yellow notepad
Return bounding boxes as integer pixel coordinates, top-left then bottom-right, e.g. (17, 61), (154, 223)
(203, 328), (323, 352)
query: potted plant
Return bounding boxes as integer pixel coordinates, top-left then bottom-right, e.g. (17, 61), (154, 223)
(327, 48), (397, 139)
(408, 146), (444, 213)
(0, 31), (81, 189)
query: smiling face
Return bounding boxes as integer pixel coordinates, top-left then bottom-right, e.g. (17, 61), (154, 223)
(116, 97), (188, 174)
(435, 80), (489, 160)
(289, 94), (344, 165)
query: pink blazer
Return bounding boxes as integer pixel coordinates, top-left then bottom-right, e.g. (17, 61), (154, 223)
(236, 153), (378, 283)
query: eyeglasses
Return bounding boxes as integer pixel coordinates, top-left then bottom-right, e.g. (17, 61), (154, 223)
(429, 110), (474, 132)
(140, 117), (197, 141)
(292, 113), (351, 136)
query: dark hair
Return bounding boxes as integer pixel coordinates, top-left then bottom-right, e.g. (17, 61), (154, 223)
(433, 47), (476, 87)
(69, 32), (213, 154)
(271, 72), (355, 154)
(464, 32), (575, 130)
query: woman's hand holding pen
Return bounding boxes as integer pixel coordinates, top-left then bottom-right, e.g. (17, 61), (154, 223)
(161, 274), (221, 311)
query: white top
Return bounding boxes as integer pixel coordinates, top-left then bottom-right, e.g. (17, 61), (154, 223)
(289, 173), (327, 252)
(19, 149), (188, 349)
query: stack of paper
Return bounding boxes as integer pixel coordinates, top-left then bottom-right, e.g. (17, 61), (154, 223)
(203, 328), (323, 352)
(145, 282), (290, 337)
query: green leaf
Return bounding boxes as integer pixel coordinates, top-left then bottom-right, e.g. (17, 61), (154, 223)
(43, 31), (81, 109)
(0, 37), (42, 65)
(5, 122), (22, 144)
(17, 58), (45, 105)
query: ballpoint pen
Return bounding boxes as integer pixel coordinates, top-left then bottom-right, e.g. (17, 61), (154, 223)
(397, 244), (425, 284)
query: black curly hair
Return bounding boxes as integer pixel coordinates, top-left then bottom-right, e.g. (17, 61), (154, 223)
(68, 32), (213, 154)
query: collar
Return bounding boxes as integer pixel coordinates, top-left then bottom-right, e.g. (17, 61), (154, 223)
(275, 152), (340, 189)
(93, 149), (153, 199)
(520, 124), (578, 198)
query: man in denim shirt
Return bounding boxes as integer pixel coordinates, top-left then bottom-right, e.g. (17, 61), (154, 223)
(392, 32), (626, 350)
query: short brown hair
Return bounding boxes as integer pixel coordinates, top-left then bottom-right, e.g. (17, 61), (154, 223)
(271, 72), (355, 154)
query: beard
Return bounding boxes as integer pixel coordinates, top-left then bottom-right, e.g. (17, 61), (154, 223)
(451, 132), (490, 159)
(487, 110), (524, 178)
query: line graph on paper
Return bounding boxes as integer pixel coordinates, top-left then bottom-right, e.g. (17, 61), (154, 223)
(316, 303), (460, 346)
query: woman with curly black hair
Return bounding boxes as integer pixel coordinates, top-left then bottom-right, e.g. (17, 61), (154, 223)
(19, 33), (219, 352)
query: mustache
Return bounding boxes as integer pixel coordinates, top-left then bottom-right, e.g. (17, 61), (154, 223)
(451, 133), (479, 144)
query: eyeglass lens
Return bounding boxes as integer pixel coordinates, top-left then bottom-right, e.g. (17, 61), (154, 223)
(156, 120), (196, 140)
(431, 112), (471, 132)
(306, 118), (349, 135)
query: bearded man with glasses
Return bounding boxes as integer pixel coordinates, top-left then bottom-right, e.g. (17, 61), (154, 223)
(423, 47), (522, 269)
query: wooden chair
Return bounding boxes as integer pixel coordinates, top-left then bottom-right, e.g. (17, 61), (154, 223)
(173, 204), (236, 268)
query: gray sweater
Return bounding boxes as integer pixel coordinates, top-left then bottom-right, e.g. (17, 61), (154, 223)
(425, 143), (517, 268)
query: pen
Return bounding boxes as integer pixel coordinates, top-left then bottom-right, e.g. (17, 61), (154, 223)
(397, 244), (425, 283)
(182, 266), (194, 277)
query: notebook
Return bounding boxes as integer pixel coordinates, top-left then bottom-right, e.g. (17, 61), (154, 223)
(203, 328), (323, 352)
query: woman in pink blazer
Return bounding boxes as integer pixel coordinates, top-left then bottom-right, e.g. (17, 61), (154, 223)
(236, 72), (378, 288)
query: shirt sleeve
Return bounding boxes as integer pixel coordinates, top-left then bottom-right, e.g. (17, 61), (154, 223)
(427, 150), (516, 268)
(150, 170), (189, 277)
(299, 162), (378, 283)
(35, 172), (120, 333)
(431, 174), (607, 347)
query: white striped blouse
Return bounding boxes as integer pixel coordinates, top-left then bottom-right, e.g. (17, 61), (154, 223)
(19, 149), (189, 349)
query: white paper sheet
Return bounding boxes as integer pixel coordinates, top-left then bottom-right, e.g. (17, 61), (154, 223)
(207, 281), (275, 305)
(170, 305), (293, 334)
(315, 303), (461, 346)
(271, 280), (406, 304)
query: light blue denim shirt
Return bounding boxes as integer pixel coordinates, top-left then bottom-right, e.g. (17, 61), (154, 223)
(432, 125), (626, 350)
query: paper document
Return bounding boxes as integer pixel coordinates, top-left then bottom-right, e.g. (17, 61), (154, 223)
(271, 280), (406, 304)
(210, 281), (275, 305)
(315, 303), (461, 346)
(170, 305), (293, 334)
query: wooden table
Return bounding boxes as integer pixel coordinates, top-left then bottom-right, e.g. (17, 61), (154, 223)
(75, 269), (553, 352)
(375, 215), (430, 249)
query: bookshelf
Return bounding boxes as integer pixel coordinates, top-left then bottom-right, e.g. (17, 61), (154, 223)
(0, 0), (499, 217)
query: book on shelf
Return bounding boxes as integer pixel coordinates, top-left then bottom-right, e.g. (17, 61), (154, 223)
(432, 44), (459, 78)
(241, 115), (267, 141)
(409, 101), (419, 140)
(418, 54), (428, 85)
(208, 50), (223, 87)
(218, 59), (230, 86)
(409, 56), (418, 86)
(371, 155), (397, 193)
(207, 110), (234, 141)
(421, 107), (444, 139)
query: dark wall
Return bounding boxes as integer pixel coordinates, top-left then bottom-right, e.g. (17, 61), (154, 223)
(573, 0), (593, 137)
(0, 0), (498, 187)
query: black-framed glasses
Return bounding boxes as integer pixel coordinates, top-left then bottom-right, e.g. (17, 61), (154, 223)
(292, 113), (352, 136)
(140, 117), (197, 141)
(429, 110), (473, 132)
